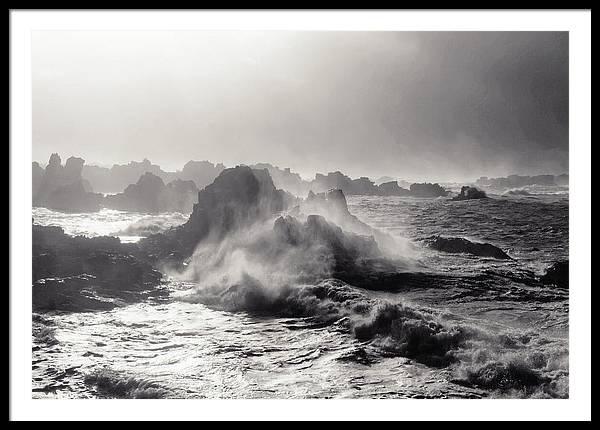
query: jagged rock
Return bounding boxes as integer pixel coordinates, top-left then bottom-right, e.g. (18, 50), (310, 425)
(452, 186), (487, 201)
(274, 214), (382, 264)
(378, 181), (411, 196)
(409, 183), (449, 198)
(251, 163), (309, 197)
(140, 166), (288, 262)
(179, 160), (226, 190)
(162, 179), (199, 213)
(540, 261), (568, 289)
(32, 224), (164, 312)
(33, 154), (103, 212)
(300, 189), (399, 257)
(427, 236), (511, 259)
(32, 162), (45, 198)
(105, 172), (166, 212)
(476, 174), (560, 189)
(81, 158), (179, 194)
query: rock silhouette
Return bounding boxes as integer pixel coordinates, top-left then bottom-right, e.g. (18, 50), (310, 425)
(32, 224), (164, 312)
(104, 172), (199, 213)
(452, 186), (487, 201)
(140, 166), (289, 262)
(82, 159), (177, 194)
(82, 158), (224, 194)
(476, 174), (566, 189)
(427, 236), (511, 260)
(540, 261), (568, 288)
(409, 183), (449, 198)
(33, 154), (103, 212)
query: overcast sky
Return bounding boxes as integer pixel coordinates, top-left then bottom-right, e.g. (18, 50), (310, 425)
(32, 31), (568, 181)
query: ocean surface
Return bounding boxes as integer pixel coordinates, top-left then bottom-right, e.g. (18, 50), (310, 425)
(31, 189), (569, 399)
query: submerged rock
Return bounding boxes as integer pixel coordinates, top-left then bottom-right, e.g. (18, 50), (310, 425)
(540, 261), (568, 289)
(33, 224), (164, 312)
(452, 186), (487, 201)
(427, 236), (511, 260)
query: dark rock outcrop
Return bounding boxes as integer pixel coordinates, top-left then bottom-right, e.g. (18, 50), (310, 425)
(298, 189), (400, 257)
(104, 173), (198, 213)
(32, 224), (164, 312)
(427, 236), (511, 260)
(378, 181), (411, 196)
(33, 154), (103, 212)
(140, 166), (289, 263)
(540, 261), (568, 289)
(452, 186), (487, 201)
(409, 183), (449, 198)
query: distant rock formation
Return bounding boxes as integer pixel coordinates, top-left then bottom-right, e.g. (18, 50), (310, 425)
(409, 183), (449, 198)
(82, 159), (224, 194)
(310, 171), (375, 195)
(32, 224), (164, 312)
(104, 172), (198, 213)
(252, 163), (310, 197)
(378, 181), (411, 196)
(476, 174), (565, 189)
(452, 186), (487, 201)
(82, 159), (179, 194)
(427, 236), (511, 259)
(375, 176), (412, 189)
(179, 160), (226, 191)
(33, 154), (103, 212)
(308, 171), (413, 197)
(540, 261), (568, 289)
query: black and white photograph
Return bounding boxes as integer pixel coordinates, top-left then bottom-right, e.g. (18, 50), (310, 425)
(9, 9), (591, 421)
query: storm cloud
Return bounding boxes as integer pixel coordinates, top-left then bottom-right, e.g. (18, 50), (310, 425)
(32, 31), (568, 181)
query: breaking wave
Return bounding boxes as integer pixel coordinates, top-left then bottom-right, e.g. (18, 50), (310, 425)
(83, 368), (170, 399)
(113, 212), (188, 237)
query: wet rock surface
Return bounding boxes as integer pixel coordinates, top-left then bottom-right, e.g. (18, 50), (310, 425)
(140, 166), (289, 262)
(33, 224), (164, 312)
(452, 186), (487, 201)
(427, 236), (511, 260)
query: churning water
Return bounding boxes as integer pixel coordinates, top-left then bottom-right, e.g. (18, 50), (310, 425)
(32, 191), (569, 399)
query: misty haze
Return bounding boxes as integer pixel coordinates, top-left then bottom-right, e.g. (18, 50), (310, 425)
(31, 31), (569, 399)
